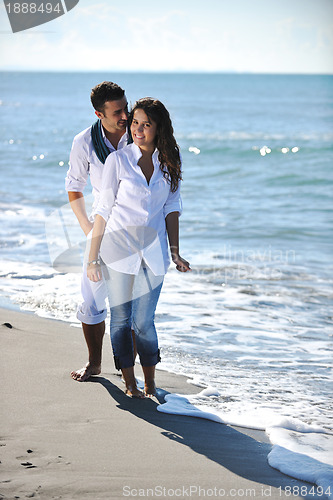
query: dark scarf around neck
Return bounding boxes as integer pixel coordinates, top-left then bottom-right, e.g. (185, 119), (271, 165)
(91, 120), (133, 165)
(91, 120), (110, 164)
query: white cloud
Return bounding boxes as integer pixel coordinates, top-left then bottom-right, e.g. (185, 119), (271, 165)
(0, 0), (332, 73)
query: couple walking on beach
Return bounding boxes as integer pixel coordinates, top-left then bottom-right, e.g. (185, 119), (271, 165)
(66, 81), (190, 398)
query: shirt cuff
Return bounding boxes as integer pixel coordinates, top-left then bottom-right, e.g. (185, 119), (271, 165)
(65, 178), (86, 192)
(164, 201), (183, 218)
(94, 208), (109, 223)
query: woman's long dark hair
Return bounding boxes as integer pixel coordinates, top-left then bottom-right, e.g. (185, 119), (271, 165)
(129, 98), (182, 192)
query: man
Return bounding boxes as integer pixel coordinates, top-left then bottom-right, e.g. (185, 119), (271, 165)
(66, 81), (129, 381)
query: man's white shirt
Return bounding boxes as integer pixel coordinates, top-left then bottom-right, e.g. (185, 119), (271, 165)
(65, 125), (128, 216)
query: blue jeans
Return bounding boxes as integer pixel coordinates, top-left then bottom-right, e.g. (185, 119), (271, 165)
(103, 263), (164, 369)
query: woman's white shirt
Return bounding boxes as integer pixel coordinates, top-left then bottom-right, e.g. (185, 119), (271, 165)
(94, 142), (182, 276)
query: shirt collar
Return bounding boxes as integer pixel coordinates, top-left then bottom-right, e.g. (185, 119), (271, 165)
(119, 130), (129, 145)
(101, 126), (129, 151)
(152, 148), (159, 168)
(131, 143), (160, 166)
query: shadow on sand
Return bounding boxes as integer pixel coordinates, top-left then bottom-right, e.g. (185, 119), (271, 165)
(89, 376), (322, 499)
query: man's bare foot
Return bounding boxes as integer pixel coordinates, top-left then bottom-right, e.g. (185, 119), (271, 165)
(70, 363), (101, 382)
(144, 381), (156, 397)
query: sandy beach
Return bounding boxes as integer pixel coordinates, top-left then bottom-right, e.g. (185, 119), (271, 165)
(1, 307), (325, 500)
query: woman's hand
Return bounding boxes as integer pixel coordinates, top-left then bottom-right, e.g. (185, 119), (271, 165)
(165, 213), (190, 273)
(87, 262), (102, 282)
(172, 254), (191, 272)
(86, 215), (107, 282)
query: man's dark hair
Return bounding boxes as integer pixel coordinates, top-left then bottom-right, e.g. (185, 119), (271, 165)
(90, 81), (125, 113)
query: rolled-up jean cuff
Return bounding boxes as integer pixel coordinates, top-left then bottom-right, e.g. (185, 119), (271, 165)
(139, 349), (161, 367)
(114, 354), (135, 370)
(76, 308), (107, 325)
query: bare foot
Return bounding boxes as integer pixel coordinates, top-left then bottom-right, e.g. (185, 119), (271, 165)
(144, 381), (157, 397)
(121, 366), (145, 398)
(142, 366), (156, 397)
(70, 363), (101, 382)
(125, 384), (145, 399)
(121, 376), (139, 385)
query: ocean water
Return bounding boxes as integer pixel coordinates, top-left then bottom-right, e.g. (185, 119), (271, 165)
(0, 72), (332, 495)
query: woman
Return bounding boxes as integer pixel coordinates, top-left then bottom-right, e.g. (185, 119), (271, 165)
(86, 98), (190, 398)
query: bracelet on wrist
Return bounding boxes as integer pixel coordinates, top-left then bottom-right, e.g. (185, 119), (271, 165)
(87, 259), (101, 266)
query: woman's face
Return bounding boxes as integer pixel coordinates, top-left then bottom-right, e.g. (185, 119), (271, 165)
(131, 109), (157, 151)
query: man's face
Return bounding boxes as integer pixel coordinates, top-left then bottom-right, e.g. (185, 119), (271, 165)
(95, 96), (128, 132)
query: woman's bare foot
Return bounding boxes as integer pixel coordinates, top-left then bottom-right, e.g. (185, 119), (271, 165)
(125, 385), (145, 398)
(142, 365), (156, 397)
(70, 363), (101, 382)
(144, 381), (156, 397)
(121, 366), (145, 399)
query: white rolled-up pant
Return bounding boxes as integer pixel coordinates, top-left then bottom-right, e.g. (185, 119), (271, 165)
(76, 261), (108, 325)
(76, 228), (108, 325)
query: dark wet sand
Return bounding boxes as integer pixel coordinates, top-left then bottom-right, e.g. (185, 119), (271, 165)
(1, 307), (323, 499)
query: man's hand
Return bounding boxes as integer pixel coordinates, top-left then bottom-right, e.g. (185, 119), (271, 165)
(68, 192), (93, 236)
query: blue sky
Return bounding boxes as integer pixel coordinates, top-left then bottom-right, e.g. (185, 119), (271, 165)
(1, 0), (332, 73)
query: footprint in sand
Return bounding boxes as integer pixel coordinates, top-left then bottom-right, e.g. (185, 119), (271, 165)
(20, 461), (37, 469)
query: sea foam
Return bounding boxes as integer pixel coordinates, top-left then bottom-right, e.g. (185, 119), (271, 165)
(157, 387), (333, 496)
